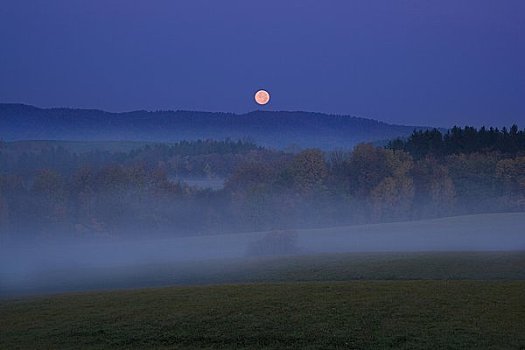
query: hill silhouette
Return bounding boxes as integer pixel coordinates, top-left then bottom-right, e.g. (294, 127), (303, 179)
(0, 103), (427, 149)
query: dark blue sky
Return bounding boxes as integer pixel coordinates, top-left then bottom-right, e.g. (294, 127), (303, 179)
(1, 1), (523, 127)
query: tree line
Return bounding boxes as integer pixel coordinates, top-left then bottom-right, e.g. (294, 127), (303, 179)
(0, 127), (524, 239)
(0, 139), (269, 179)
(388, 125), (525, 158)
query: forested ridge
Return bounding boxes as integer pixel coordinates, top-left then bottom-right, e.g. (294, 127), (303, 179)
(0, 126), (524, 238)
(0, 103), (421, 148)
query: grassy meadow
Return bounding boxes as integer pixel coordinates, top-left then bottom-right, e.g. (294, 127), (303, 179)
(1, 281), (524, 349)
(1, 251), (525, 349)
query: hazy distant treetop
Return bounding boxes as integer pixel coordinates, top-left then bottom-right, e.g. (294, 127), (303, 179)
(388, 125), (525, 158)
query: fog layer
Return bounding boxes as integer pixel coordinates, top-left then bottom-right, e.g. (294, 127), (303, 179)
(1, 212), (524, 296)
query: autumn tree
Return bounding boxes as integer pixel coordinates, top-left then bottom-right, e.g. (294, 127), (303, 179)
(447, 152), (501, 212)
(411, 157), (456, 218)
(346, 144), (393, 198)
(496, 156), (525, 209)
(0, 183), (9, 241)
(31, 169), (68, 233)
(369, 149), (415, 221)
(289, 149), (327, 195)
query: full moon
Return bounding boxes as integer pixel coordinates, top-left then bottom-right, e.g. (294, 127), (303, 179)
(255, 90), (270, 105)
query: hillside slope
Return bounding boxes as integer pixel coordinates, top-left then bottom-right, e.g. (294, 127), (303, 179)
(0, 103), (425, 149)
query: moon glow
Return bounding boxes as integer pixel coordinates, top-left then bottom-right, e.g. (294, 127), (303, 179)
(255, 90), (270, 105)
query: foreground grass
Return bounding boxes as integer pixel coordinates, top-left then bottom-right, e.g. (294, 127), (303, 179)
(1, 281), (524, 349)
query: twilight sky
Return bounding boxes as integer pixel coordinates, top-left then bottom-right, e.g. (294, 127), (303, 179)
(0, 0), (523, 127)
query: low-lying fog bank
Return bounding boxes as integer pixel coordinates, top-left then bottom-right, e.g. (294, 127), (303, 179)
(1, 212), (524, 296)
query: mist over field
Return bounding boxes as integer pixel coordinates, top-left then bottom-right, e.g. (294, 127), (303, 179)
(2, 212), (524, 296)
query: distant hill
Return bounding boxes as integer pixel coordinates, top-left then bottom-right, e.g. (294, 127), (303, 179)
(0, 103), (428, 149)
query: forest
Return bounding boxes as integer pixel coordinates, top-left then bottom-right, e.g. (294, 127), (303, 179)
(0, 126), (524, 239)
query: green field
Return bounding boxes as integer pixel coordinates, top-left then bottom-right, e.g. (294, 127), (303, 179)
(2, 251), (525, 349)
(1, 281), (524, 349)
